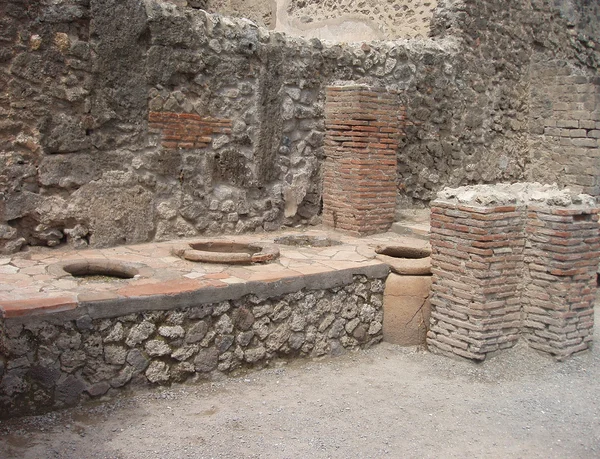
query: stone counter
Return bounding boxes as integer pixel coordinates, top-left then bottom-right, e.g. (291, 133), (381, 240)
(0, 229), (431, 418)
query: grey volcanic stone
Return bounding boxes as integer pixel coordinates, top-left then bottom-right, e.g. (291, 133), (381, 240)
(127, 349), (150, 373)
(328, 319), (346, 339)
(345, 318), (360, 334)
(289, 332), (305, 350)
(237, 331), (254, 347)
(185, 321), (208, 344)
(75, 315), (93, 331)
(172, 362), (195, 381)
(104, 323), (125, 343)
(158, 325), (185, 339)
(353, 324), (367, 342)
(146, 361), (170, 384)
(145, 340), (171, 357)
(266, 324), (291, 352)
(233, 307), (255, 331)
(244, 346), (266, 363)
(86, 382), (110, 397)
(216, 335), (235, 354)
(111, 366), (135, 388)
(171, 345), (198, 362)
(215, 315), (234, 334)
(60, 350), (87, 371)
(126, 322), (156, 347)
(194, 348), (219, 372)
(1, 370), (27, 397)
(55, 375), (86, 406)
(104, 345), (127, 365)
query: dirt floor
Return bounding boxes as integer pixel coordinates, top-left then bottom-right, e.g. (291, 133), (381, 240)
(2, 309), (600, 459)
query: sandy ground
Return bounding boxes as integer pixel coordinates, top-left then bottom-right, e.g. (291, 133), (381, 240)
(1, 309), (599, 459)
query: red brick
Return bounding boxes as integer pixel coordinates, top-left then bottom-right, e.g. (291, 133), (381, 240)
(0, 295), (78, 318)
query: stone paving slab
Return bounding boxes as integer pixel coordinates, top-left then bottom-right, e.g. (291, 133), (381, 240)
(0, 228), (429, 319)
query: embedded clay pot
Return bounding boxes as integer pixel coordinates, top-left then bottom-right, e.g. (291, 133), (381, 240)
(374, 245), (431, 275)
(376, 245), (432, 346)
(383, 274), (432, 346)
(173, 240), (279, 265)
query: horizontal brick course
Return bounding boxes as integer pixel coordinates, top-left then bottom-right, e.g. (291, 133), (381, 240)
(149, 111), (232, 150)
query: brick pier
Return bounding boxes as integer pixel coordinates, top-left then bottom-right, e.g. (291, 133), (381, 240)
(428, 184), (600, 360)
(322, 85), (405, 236)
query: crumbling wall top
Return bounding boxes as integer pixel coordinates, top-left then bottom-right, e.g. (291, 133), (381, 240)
(435, 183), (598, 208)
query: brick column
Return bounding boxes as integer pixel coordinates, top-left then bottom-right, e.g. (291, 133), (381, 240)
(428, 201), (525, 360)
(523, 205), (600, 359)
(428, 184), (600, 361)
(323, 85), (404, 236)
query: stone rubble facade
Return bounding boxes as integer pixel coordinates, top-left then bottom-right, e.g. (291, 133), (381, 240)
(1, 0), (598, 254)
(428, 184), (600, 361)
(0, 275), (385, 418)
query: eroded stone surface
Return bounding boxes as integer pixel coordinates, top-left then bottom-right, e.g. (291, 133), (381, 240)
(1, 1), (597, 254)
(428, 184), (600, 361)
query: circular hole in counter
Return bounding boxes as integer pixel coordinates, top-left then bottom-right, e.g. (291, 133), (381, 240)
(174, 240), (280, 264)
(48, 260), (142, 280)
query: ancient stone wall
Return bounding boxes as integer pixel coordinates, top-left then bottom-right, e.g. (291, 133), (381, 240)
(0, 275), (385, 418)
(1, 0), (599, 254)
(277, 0), (438, 41)
(430, 0), (599, 203)
(428, 184), (600, 361)
(0, 0), (461, 254)
(165, 0), (276, 28)
(527, 58), (600, 195)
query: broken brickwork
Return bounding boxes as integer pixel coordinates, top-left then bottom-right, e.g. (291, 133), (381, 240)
(322, 85), (405, 236)
(149, 112), (232, 150)
(428, 184), (600, 361)
(523, 205), (599, 358)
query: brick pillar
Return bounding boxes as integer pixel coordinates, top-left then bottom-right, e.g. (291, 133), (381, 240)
(428, 201), (525, 360)
(523, 205), (600, 359)
(323, 85), (404, 236)
(428, 184), (600, 361)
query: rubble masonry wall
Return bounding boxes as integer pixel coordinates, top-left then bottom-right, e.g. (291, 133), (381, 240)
(0, 275), (385, 418)
(0, 0), (599, 254)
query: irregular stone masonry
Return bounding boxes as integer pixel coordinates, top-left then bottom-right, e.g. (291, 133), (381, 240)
(0, 275), (386, 418)
(428, 184), (600, 361)
(323, 85), (405, 236)
(1, 1), (599, 254)
(283, 0), (438, 40)
(149, 111), (232, 150)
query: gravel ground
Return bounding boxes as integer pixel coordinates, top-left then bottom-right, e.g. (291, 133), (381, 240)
(1, 309), (599, 459)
